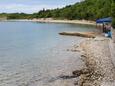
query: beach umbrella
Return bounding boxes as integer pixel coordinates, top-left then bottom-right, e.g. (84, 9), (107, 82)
(96, 17), (112, 24)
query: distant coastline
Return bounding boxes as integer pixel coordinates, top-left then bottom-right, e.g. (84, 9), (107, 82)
(3, 18), (96, 26)
(32, 18), (96, 25)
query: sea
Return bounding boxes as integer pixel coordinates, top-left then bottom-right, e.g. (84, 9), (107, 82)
(0, 21), (96, 86)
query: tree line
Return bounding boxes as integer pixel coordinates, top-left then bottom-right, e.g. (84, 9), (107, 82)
(32, 0), (112, 20)
(0, 0), (115, 27)
(0, 13), (32, 19)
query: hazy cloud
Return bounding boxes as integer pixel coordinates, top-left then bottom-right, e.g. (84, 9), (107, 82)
(0, 4), (64, 13)
(0, 0), (80, 13)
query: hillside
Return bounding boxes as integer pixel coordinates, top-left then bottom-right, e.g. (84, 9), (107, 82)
(0, 0), (115, 27)
(32, 0), (112, 20)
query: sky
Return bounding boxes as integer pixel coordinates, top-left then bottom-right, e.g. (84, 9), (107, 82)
(0, 0), (80, 14)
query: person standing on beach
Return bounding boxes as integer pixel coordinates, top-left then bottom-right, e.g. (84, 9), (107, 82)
(106, 24), (112, 38)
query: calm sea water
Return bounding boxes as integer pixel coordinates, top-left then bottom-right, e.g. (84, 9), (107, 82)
(0, 21), (96, 86)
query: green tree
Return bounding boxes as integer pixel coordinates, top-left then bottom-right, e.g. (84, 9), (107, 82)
(111, 0), (115, 28)
(1, 0), (114, 21)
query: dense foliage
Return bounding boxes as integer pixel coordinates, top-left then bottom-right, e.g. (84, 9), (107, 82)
(32, 0), (112, 20)
(0, 0), (115, 27)
(111, 0), (115, 28)
(7, 13), (32, 19)
(0, 13), (32, 19)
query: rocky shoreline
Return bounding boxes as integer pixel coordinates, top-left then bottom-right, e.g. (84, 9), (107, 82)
(47, 36), (115, 86)
(72, 37), (115, 86)
(1, 20), (115, 86)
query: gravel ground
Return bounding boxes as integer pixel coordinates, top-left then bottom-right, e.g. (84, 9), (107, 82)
(111, 29), (115, 66)
(78, 37), (115, 86)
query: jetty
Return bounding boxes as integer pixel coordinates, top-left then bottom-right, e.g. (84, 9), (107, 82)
(59, 32), (96, 38)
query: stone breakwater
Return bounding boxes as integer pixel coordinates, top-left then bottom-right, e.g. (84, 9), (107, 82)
(72, 37), (115, 86)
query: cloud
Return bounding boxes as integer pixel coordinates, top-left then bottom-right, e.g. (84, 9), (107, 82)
(0, 4), (65, 13)
(0, 0), (80, 13)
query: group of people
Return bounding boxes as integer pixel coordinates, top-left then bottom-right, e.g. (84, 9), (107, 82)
(103, 23), (112, 38)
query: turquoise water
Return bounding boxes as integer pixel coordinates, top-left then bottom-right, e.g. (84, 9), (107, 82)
(0, 21), (96, 86)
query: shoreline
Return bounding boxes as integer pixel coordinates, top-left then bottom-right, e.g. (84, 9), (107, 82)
(71, 37), (115, 86)
(2, 19), (96, 26)
(48, 36), (115, 86)
(32, 19), (96, 26)
(1, 19), (115, 86)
